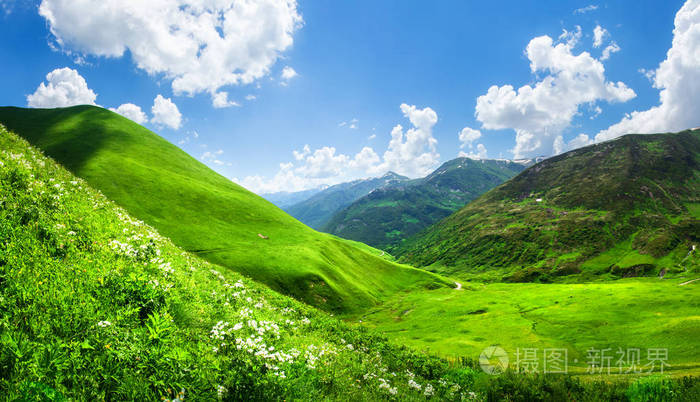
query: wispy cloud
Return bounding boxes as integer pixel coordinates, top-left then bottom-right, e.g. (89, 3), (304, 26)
(338, 118), (358, 129)
(573, 4), (598, 14)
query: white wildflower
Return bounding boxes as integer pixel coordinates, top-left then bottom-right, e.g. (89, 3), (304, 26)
(408, 379), (422, 391)
(216, 385), (227, 400)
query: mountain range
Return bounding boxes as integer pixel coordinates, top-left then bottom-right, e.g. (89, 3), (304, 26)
(397, 129), (700, 281)
(322, 158), (527, 251)
(262, 187), (326, 209)
(284, 171), (409, 229)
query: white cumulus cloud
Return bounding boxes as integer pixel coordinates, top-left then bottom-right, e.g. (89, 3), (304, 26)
(553, 133), (593, 155)
(474, 31), (635, 158)
(459, 143), (488, 160)
(281, 66), (298, 80)
(378, 104), (439, 177)
(109, 103), (147, 124)
(592, 25), (620, 61)
(293, 144), (311, 161)
(458, 127), (485, 158)
(280, 66), (298, 86)
(596, 0), (700, 142)
(294, 146), (350, 178)
(237, 103), (440, 193)
(593, 25), (608, 48)
(458, 127), (482, 149)
(151, 95), (182, 130)
(600, 42), (621, 61)
(27, 67), (97, 108)
(212, 91), (240, 109)
(39, 0), (303, 105)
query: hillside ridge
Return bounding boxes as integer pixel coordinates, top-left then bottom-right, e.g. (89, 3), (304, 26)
(0, 105), (449, 314)
(397, 129), (700, 281)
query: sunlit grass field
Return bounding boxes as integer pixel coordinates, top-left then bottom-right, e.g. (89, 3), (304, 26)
(0, 124), (480, 400)
(0, 106), (450, 315)
(359, 277), (700, 377)
(2, 110), (699, 400)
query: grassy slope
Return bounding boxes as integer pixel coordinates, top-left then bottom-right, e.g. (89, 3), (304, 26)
(398, 131), (700, 281)
(323, 158), (526, 251)
(0, 106), (448, 314)
(285, 172), (409, 229)
(2, 125), (698, 401)
(0, 125), (478, 400)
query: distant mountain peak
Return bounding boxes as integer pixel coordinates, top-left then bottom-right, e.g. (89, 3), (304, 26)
(323, 157), (527, 250)
(381, 171), (405, 179)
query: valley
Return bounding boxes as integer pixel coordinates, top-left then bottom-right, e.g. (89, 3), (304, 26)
(358, 278), (700, 376)
(1, 107), (699, 400)
(284, 171), (409, 229)
(3, 1), (700, 399)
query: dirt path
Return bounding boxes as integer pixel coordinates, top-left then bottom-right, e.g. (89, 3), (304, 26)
(454, 282), (462, 290)
(679, 278), (700, 286)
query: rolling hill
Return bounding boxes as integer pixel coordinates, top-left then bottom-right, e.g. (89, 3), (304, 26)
(284, 172), (409, 229)
(0, 105), (449, 314)
(323, 158), (526, 251)
(4, 121), (696, 402)
(397, 130), (700, 281)
(0, 124), (481, 399)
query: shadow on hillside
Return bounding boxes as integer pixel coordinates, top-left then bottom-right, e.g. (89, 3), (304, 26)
(0, 105), (118, 174)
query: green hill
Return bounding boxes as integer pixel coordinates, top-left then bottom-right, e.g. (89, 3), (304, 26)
(285, 172), (409, 229)
(5, 123), (698, 402)
(0, 106), (448, 314)
(397, 130), (700, 281)
(323, 158), (526, 252)
(0, 124), (485, 400)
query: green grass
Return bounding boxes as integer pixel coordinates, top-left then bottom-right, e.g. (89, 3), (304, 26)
(2, 124), (699, 400)
(358, 278), (700, 376)
(0, 124), (484, 400)
(397, 130), (700, 282)
(686, 202), (700, 219)
(0, 106), (449, 314)
(616, 252), (656, 268)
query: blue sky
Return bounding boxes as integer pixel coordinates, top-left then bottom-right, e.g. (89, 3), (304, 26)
(1, 0), (698, 193)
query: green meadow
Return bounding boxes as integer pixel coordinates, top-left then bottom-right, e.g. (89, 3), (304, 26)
(0, 125), (481, 400)
(1, 108), (699, 400)
(359, 278), (700, 376)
